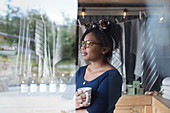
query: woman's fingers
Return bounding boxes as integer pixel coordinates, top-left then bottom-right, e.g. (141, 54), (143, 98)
(76, 90), (89, 109)
(83, 102), (90, 107)
(76, 90), (85, 96)
(76, 91), (87, 101)
(76, 95), (86, 105)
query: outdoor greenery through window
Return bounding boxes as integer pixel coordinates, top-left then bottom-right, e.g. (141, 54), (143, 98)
(0, 0), (77, 94)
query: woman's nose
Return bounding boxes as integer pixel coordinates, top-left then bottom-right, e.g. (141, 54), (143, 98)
(81, 45), (86, 50)
(81, 43), (86, 49)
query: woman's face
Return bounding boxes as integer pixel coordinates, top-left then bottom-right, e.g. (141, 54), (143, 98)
(81, 32), (104, 62)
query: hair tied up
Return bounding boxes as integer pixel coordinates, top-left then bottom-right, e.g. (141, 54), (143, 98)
(85, 19), (110, 31)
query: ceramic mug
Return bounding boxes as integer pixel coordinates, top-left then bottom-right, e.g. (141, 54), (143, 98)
(78, 87), (92, 105)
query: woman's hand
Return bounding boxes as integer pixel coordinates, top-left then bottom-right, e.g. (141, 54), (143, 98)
(75, 90), (90, 109)
(145, 90), (162, 96)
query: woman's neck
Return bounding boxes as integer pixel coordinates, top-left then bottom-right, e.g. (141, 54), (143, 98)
(89, 59), (109, 69)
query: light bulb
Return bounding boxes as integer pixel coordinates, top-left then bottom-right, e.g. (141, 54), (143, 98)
(123, 9), (127, 19)
(82, 8), (85, 19)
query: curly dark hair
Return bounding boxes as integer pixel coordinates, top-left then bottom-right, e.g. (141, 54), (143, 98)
(81, 20), (122, 60)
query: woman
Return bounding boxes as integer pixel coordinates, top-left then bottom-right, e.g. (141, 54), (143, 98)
(75, 19), (122, 113)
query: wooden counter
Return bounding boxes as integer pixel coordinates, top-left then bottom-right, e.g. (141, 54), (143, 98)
(114, 95), (152, 113)
(152, 96), (170, 113)
(114, 95), (170, 113)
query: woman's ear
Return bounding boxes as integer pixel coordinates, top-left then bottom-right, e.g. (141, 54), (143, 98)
(101, 47), (109, 55)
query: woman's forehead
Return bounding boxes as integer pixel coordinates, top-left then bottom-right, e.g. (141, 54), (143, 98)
(84, 32), (97, 40)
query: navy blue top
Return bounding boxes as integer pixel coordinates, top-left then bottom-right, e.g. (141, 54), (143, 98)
(76, 65), (122, 113)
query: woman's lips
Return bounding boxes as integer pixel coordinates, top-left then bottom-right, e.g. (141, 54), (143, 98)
(81, 52), (87, 56)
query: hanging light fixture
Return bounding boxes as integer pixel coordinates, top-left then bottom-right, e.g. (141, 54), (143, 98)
(123, 9), (127, 19)
(81, 8), (85, 19)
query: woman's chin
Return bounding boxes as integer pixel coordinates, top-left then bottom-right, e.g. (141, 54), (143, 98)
(82, 56), (89, 61)
(82, 58), (87, 61)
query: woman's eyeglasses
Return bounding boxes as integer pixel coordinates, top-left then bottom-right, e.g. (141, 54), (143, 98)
(80, 41), (101, 48)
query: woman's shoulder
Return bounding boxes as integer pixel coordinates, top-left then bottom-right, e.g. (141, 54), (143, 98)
(107, 69), (122, 84)
(107, 64), (121, 74)
(96, 68), (121, 82)
(105, 68), (122, 80)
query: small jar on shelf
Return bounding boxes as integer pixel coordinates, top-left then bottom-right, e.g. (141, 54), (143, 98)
(20, 73), (29, 94)
(30, 74), (38, 93)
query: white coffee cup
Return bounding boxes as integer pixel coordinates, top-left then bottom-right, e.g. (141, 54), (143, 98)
(78, 87), (92, 105)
